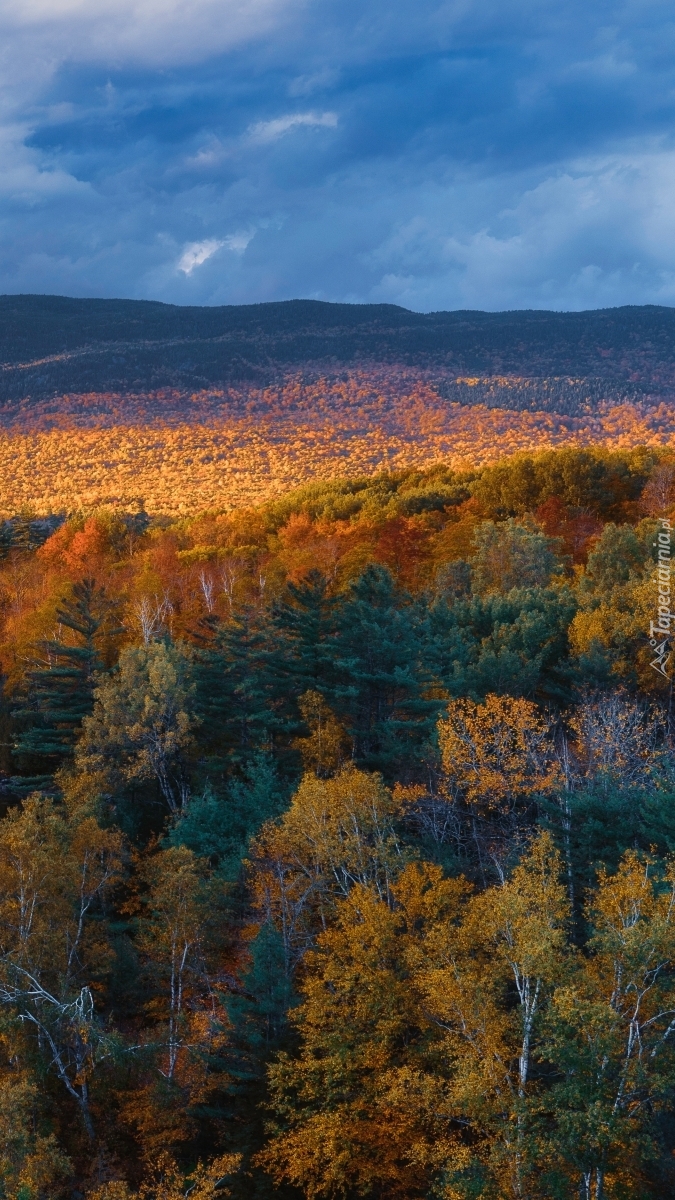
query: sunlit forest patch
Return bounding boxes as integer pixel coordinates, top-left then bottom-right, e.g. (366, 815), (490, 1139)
(3, 367), (675, 515)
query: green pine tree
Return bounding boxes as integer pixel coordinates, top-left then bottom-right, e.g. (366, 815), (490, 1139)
(428, 585), (576, 703)
(270, 569), (337, 696)
(215, 923), (300, 1200)
(229, 922), (296, 1054)
(13, 577), (122, 765)
(194, 605), (284, 769)
(168, 753), (289, 878)
(330, 563), (439, 777)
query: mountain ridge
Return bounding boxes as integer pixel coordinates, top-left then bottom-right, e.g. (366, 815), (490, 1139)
(2, 295), (675, 404)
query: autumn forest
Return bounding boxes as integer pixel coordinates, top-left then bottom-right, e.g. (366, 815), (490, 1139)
(4, 300), (675, 1200)
(0, 435), (674, 1200)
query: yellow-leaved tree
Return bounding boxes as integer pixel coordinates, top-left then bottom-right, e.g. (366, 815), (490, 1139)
(0, 1011), (71, 1200)
(248, 765), (407, 973)
(293, 690), (350, 778)
(436, 694), (559, 881)
(259, 829), (675, 1198)
(258, 862), (468, 1199)
(87, 1151), (241, 1200)
(76, 641), (197, 816)
(0, 788), (124, 1142)
(438, 695), (559, 810)
(418, 831), (570, 1198)
(541, 851), (675, 1199)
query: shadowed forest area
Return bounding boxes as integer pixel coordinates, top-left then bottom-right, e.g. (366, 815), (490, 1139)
(2, 445), (675, 1197)
(3, 297), (675, 402)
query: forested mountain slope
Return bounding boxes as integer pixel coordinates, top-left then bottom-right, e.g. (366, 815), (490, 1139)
(6, 303), (675, 1196)
(2, 295), (675, 410)
(2, 445), (675, 1197)
(2, 298), (675, 516)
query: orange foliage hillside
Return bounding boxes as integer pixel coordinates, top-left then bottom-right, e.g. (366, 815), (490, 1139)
(3, 367), (675, 516)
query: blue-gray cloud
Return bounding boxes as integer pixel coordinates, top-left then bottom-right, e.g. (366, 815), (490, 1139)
(1, 0), (675, 310)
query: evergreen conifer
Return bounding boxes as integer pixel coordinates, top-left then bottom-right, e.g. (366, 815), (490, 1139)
(270, 569), (337, 696)
(194, 606), (282, 767)
(330, 563), (439, 777)
(13, 577), (121, 765)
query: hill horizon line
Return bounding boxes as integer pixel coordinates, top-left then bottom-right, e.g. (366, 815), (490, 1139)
(2, 292), (675, 318)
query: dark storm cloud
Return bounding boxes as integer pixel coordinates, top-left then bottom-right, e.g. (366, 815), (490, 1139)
(1, 0), (675, 309)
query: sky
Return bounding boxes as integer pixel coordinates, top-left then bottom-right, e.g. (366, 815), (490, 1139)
(1, 0), (675, 311)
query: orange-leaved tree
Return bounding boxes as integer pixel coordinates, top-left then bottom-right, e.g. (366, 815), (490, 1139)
(117, 845), (231, 1163)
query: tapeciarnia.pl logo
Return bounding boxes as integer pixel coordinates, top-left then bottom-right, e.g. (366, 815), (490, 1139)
(649, 518), (673, 678)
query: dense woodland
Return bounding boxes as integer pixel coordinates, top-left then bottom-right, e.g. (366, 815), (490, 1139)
(3, 296), (675, 402)
(5, 296), (675, 522)
(3, 370), (675, 517)
(4, 445), (675, 1199)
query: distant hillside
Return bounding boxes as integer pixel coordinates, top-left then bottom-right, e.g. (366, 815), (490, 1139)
(2, 296), (675, 413)
(2, 297), (675, 516)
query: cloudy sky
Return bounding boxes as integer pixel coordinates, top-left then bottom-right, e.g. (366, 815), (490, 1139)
(1, 0), (674, 310)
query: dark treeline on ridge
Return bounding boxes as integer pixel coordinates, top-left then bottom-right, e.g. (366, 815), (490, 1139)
(2, 296), (675, 404)
(3, 445), (675, 1199)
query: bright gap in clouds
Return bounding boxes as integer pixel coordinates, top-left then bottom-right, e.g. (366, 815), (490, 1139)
(177, 240), (225, 276)
(247, 112), (338, 144)
(2, 0), (675, 309)
(177, 231), (254, 274)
